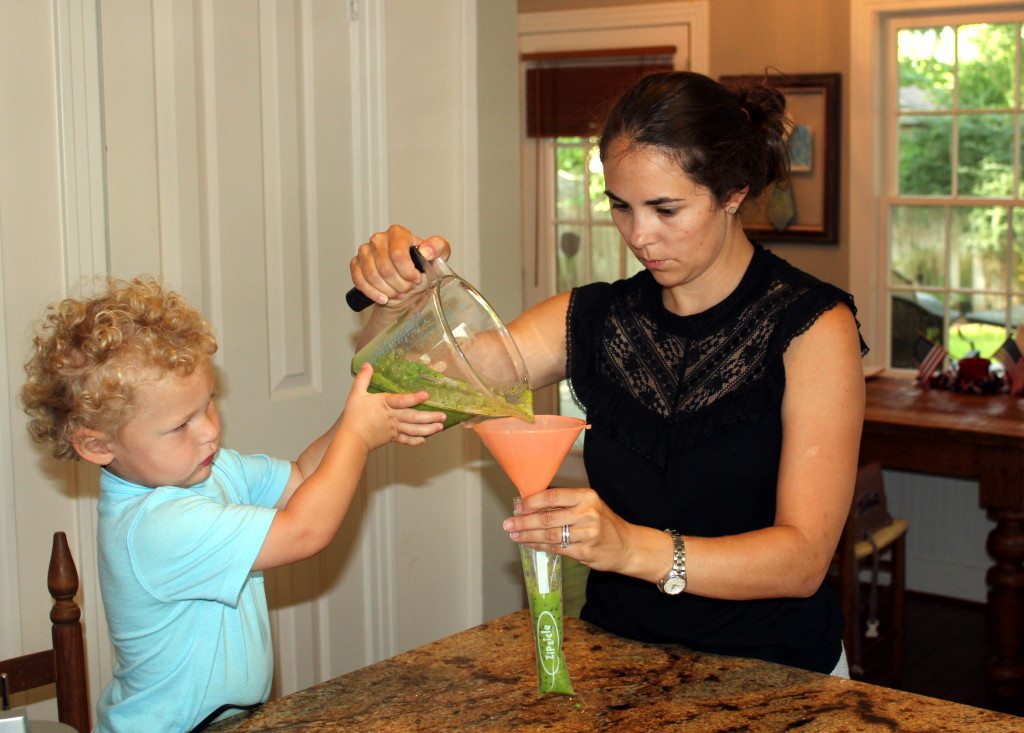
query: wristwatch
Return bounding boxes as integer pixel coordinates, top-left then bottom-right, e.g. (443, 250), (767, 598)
(657, 529), (687, 595)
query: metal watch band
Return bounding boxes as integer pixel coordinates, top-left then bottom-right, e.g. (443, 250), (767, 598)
(657, 529), (686, 594)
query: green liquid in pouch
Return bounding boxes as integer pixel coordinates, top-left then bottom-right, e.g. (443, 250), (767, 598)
(521, 546), (574, 696)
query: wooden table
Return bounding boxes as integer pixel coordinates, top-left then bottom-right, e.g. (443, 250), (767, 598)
(207, 610), (1022, 732)
(862, 377), (1024, 698)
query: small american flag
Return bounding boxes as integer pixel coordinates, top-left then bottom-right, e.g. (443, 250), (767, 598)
(995, 337), (1024, 395)
(914, 336), (947, 384)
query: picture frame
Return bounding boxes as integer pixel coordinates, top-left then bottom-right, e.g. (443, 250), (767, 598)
(720, 73), (841, 244)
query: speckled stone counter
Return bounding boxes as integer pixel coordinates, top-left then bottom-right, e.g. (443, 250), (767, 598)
(207, 610), (1022, 732)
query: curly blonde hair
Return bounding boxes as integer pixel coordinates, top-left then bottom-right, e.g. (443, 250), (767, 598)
(21, 277), (218, 460)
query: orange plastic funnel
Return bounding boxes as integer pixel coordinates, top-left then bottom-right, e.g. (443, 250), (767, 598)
(472, 415), (588, 497)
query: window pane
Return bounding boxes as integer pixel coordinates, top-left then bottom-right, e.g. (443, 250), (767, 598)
(898, 26), (954, 111)
(958, 114), (1013, 197)
(959, 292), (1008, 328)
(951, 311), (1006, 360)
(958, 24), (1016, 109)
(950, 206), (1008, 291)
(556, 144), (585, 220)
(890, 205), (946, 288)
(1013, 294), (1024, 329)
(1012, 208), (1024, 293)
(588, 145), (610, 222)
(891, 291), (946, 368)
(556, 224), (584, 291)
(591, 225), (622, 283)
(557, 381), (585, 448)
(625, 247), (645, 277)
(899, 115), (952, 195)
(1017, 119), (1024, 200)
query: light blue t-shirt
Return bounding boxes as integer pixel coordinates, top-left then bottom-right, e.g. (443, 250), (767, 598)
(95, 448), (290, 733)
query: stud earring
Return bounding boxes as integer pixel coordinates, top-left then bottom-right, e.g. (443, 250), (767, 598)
(726, 206), (738, 215)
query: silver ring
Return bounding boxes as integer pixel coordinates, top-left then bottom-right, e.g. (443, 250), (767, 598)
(560, 525), (571, 548)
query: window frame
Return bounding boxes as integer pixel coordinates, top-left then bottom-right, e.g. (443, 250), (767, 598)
(850, 0), (1024, 373)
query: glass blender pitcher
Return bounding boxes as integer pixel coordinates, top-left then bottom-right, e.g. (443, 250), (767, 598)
(351, 248), (534, 428)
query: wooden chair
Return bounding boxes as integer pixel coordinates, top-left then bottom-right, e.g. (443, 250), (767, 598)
(829, 463), (908, 684)
(0, 532), (89, 733)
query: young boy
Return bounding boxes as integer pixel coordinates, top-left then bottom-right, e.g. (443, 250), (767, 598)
(20, 277), (445, 733)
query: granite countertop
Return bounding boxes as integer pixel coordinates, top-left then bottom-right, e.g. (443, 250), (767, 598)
(208, 610), (1022, 732)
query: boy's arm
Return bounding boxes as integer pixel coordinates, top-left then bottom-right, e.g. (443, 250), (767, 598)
(252, 364), (444, 570)
(271, 416), (351, 512)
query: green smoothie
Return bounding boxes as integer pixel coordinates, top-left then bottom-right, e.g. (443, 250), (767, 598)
(354, 351), (533, 429)
(521, 545), (574, 696)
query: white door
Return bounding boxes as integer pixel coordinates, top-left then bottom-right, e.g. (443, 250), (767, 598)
(98, 0), (376, 698)
(2, 0), (514, 722)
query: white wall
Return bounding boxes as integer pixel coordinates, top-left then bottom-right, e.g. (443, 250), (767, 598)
(476, 0), (533, 620)
(885, 471), (992, 603)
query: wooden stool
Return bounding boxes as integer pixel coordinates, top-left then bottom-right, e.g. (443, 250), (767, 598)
(828, 463), (907, 684)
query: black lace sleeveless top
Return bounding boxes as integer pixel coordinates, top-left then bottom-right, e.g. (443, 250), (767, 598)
(568, 243), (866, 674)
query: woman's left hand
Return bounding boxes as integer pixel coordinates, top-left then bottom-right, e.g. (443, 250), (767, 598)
(503, 488), (666, 581)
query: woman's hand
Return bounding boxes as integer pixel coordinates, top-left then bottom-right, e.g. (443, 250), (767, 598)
(350, 225), (451, 308)
(503, 488), (672, 583)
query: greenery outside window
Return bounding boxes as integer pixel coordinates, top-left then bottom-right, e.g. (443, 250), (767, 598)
(888, 16), (1024, 368)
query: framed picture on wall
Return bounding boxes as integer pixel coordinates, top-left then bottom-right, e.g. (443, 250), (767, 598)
(720, 73), (841, 245)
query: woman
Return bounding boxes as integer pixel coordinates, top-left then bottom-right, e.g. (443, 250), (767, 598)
(350, 71), (866, 676)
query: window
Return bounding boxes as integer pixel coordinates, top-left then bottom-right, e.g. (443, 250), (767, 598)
(551, 140), (645, 293)
(887, 15), (1024, 368)
(547, 137), (646, 420)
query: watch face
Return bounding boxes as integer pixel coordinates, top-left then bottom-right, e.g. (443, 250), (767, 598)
(662, 575), (686, 595)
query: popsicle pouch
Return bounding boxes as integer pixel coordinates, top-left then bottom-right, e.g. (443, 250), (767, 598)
(519, 543), (574, 696)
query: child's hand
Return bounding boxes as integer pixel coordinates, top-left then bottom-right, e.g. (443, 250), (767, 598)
(341, 363), (446, 449)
